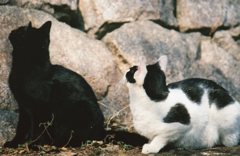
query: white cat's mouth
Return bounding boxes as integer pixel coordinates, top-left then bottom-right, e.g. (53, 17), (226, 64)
(126, 66), (138, 83)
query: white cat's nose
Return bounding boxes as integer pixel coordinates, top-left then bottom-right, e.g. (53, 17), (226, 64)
(130, 66), (138, 72)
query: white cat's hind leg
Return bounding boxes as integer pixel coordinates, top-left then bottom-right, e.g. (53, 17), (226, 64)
(218, 103), (240, 147)
(221, 132), (239, 147)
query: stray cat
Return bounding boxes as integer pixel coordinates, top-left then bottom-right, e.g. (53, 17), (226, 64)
(4, 21), (106, 147)
(125, 55), (240, 154)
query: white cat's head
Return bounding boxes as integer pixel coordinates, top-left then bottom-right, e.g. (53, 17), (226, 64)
(125, 55), (169, 101)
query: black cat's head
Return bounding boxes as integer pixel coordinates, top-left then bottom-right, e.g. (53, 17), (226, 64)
(9, 21), (52, 65)
(126, 55), (169, 101)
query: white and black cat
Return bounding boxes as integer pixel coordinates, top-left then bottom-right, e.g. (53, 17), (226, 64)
(4, 21), (106, 147)
(125, 55), (240, 154)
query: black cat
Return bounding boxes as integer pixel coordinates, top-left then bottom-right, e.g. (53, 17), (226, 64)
(4, 21), (106, 147)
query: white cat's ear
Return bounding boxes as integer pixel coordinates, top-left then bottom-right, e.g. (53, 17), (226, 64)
(158, 55), (168, 72)
(133, 61), (147, 85)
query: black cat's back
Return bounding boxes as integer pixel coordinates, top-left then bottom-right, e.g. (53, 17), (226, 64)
(47, 65), (105, 145)
(49, 65), (98, 102)
(168, 78), (234, 108)
(49, 64), (105, 129)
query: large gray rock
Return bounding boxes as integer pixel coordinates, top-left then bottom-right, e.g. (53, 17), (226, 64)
(159, 0), (178, 26)
(9, 0), (78, 10)
(0, 0), (9, 4)
(103, 20), (202, 82)
(177, 0), (240, 31)
(179, 27), (240, 101)
(213, 26), (240, 61)
(0, 110), (18, 145)
(0, 6), (120, 144)
(8, 0), (84, 29)
(79, 0), (160, 37)
(197, 28), (240, 100)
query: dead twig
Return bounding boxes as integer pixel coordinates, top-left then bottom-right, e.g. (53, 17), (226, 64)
(29, 114), (55, 145)
(106, 105), (129, 129)
(63, 130), (74, 147)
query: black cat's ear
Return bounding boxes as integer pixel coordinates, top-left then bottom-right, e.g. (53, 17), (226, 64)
(27, 22), (32, 29)
(40, 21), (52, 34)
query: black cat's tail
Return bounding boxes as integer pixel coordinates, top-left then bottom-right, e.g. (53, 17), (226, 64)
(104, 130), (148, 147)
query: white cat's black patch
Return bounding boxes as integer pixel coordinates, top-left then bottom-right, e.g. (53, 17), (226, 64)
(208, 89), (234, 109)
(143, 63), (169, 101)
(168, 78), (234, 109)
(163, 103), (190, 125)
(126, 66), (138, 83)
(168, 79), (204, 104)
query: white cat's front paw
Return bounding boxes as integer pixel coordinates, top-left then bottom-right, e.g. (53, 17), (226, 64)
(142, 143), (159, 154)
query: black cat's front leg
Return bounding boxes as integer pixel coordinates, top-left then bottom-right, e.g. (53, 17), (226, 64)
(4, 109), (31, 148)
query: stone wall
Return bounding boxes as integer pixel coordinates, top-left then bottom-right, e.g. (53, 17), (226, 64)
(0, 0), (239, 145)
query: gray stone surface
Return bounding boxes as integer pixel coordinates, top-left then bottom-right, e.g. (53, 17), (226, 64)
(8, 0), (83, 29)
(0, 110), (18, 145)
(183, 26), (240, 101)
(79, 0), (160, 37)
(159, 0), (177, 26)
(177, 0), (240, 31)
(9, 0), (78, 10)
(213, 26), (240, 61)
(0, 0), (9, 4)
(103, 20), (202, 82)
(198, 34), (240, 100)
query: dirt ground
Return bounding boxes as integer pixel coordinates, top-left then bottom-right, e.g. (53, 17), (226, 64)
(1, 141), (240, 156)
(1, 120), (240, 156)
